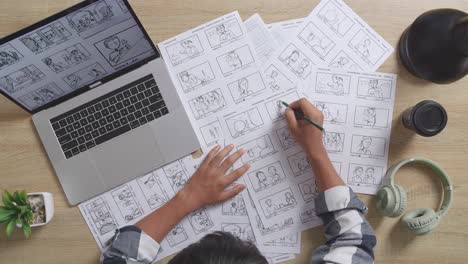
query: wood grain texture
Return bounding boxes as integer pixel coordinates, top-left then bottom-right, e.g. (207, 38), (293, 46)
(0, 0), (467, 263)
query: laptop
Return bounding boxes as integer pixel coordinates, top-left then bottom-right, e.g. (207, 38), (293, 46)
(0, 0), (200, 205)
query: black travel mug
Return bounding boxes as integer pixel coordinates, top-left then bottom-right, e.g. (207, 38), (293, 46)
(401, 100), (448, 137)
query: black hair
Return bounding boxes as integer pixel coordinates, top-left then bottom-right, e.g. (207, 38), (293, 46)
(169, 231), (268, 264)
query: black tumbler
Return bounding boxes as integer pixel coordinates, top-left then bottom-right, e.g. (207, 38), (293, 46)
(401, 100), (448, 137)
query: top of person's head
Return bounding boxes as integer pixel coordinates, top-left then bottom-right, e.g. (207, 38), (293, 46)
(169, 231), (268, 264)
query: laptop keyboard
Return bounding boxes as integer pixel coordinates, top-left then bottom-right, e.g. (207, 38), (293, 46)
(50, 74), (169, 159)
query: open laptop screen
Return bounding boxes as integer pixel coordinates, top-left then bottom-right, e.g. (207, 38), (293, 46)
(0, 0), (158, 113)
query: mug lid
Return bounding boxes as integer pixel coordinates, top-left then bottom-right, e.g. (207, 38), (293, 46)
(413, 100), (448, 137)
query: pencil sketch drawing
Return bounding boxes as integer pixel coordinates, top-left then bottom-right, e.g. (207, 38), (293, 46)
(351, 135), (386, 157)
(94, 25), (154, 67)
(357, 77), (392, 100)
(0, 44), (23, 70)
(66, 0), (114, 33)
(287, 151), (311, 177)
(278, 43), (314, 80)
(228, 72), (266, 103)
(166, 224), (188, 247)
(263, 234), (299, 247)
(166, 35), (203, 66)
(225, 108), (264, 138)
(42, 44), (91, 73)
(247, 161), (287, 193)
(188, 208), (214, 235)
(63, 63), (107, 89)
(111, 185), (144, 223)
(328, 51), (361, 71)
(260, 188), (297, 219)
(188, 88), (226, 120)
(216, 45), (255, 76)
(299, 22), (336, 58)
(222, 194), (247, 216)
(0, 65), (45, 94)
(136, 173), (169, 210)
(348, 164), (383, 186)
(317, 1), (355, 37)
(298, 178), (318, 203)
(276, 126), (296, 150)
(85, 198), (118, 236)
(200, 119), (223, 146)
(238, 135), (276, 163)
(256, 215), (295, 236)
(162, 161), (189, 192)
(322, 131), (345, 153)
(177, 62), (215, 93)
(18, 83), (64, 109)
(264, 65), (295, 92)
(300, 208), (318, 224)
(315, 101), (348, 124)
(264, 91), (300, 122)
(205, 19), (243, 48)
(222, 223), (255, 242)
(354, 106), (389, 128)
(315, 72), (351, 95)
(20, 22), (72, 54)
(349, 30), (386, 66)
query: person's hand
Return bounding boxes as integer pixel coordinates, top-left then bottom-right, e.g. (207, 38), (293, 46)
(285, 98), (326, 158)
(177, 144), (250, 211)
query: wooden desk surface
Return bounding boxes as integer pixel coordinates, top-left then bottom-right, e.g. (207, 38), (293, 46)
(1, 0), (467, 263)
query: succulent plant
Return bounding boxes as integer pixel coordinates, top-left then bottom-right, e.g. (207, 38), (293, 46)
(0, 191), (33, 238)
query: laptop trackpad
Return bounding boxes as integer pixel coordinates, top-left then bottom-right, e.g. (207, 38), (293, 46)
(89, 126), (164, 188)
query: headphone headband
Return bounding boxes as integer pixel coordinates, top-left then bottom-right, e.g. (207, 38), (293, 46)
(383, 157), (453, 217)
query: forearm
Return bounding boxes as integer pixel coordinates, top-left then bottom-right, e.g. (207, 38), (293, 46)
(135, 190), (196, 243)
(307, 147), (345, 192)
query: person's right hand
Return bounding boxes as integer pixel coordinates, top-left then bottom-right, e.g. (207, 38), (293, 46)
(285, 98), (326, 158)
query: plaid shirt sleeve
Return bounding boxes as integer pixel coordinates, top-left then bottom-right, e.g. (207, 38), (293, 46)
(311, 185), (376, 264)
(101, 226), (160, 264)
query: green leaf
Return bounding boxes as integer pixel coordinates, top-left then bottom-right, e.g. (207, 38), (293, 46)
(19, 191), (28, 205)
(18, 206), (28, 214)
(0, 209), (16, 223)
(21, 222), (31, 238)
(2, 191), (14, 208)
(5, 218), (16, 238)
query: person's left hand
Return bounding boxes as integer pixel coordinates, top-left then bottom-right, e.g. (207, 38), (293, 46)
(177, 144), (250, 211)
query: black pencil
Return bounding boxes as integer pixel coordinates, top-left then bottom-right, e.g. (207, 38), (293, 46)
(281, 101), (325, 132)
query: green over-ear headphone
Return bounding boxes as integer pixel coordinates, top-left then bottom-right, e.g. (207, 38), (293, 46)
(376, 157), (453, 235)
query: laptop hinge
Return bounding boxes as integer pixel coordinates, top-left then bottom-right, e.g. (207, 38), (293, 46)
(89, 81), (102, 89)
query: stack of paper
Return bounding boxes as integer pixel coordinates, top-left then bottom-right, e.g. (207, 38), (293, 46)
(79, 1), (397, 263)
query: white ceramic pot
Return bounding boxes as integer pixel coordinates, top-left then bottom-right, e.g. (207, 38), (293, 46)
(27, 192), (54, 227)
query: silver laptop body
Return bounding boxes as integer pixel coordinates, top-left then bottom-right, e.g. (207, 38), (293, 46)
(0, 0), (199, 205)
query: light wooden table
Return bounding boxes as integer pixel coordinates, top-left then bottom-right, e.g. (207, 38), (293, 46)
(1, 0), (467, 263)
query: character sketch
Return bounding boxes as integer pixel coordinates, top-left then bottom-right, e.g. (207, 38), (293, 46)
(205, 19), (243, 47)
(300, 208), (318, 223)
(189, 89), (226, 119)
(264, 91), (300, 122)
(276, 126), (296, 150)
(228, 72), (266, 103)
(20, 22), (72, 53)
(256, 215), (294, 236)
(287, 151), (311, 176)
(136, 173), (169, 210)
(66, 0), (114, 33)
(298, 179), (318, 203)
(315, 102), (347, 124)
(239, 135), (276, 163)
(102, 36), (131, 64)
(217, 45), (254, 75)
(357, 77), (393, 100)
(351, 166), (363, 183)
(349, 30), (386, 65)
(85, 198), (118, 235)
(63, 63), (107, 90)
(163, 161), (189, 192)
(317, 1), (355, 36)
(226, 108), (264, 138)
(351, 135), (386, 157)
(315, 72), (351, 95)
(364, 167), (376, 184)
(247, 161), (286, 192)
(0, 44), (23, 70)
(42, 44), (91, 73)
(177, 62), (215, 93)
(166, 224), (188, 247)
(0, 65), (45, 94)
(278, 44), (313, 79)
(200, 120), (223, 146)
(264, 65), (295, 93)
(166, 35), (203, 66)
(111, 185), (144, 223)
(299, 22), (336, 58)
(222, 194), (247, 216)
(322, 131), (345, 153)
(18, 83), (64, 109)
(357, 136), (372, 154)
(188, 208), (214, 234)
(348, 164), (383, 186)
(328, 51), (361, 70)
(222, 223), (255, 242)
(260, 188), (297, 218)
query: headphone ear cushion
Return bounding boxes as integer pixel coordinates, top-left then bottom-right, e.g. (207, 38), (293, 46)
(402, 208), (439, 236)
(393, 184), (407, 216)
(376, 187), (395, 217)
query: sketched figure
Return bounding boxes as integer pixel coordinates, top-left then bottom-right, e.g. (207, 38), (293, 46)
(301, 182), (317, 197)
(279, 128), (295, 147)
(264, 199), (278, 216)
(328, 75), (344, 94)
(103, 36), (131, 64)
(266, 70), (280, 91)
(284, 50), (299, 66)
(352, 166), (363, 183)
(364, 167), (375, 184)
(39, 88), (56, 101)
(363, 108), (377, 126)
(228, 199), (246, 215)
(67, 74), (81, 88)
(256, 171), (269, 188)
(281, 192), (296, 208)
(216, 24), (235, 42)
(179, 40), (199, 57)
(355, 38), (371, 58)
(330, 55), (349, 69)
(237, 78), (252, 98)
(226, 51), (243, 69)
(307, 32), (332, 55)
(268, 166), (281, 184)
(44, 58), (64, 72)
(316, 103), (339, 122)
(180, 71), (201, 89)
(323, 132), (344, 152)
(88, 68), (104, 78)
(70, 49), (86, 63)
(21, 37), (48, 53)
(319, 8), (341, 30)
(367, 79), (384, 98)
(296, 59), (310, 77)
(358, 136), (373, 155)
(247, 137), (274, 159)
(0, 51), (20, 67)
(192, 90), (225, 117)
(190, 210), (212, 231)
(33, 96), (45, 106)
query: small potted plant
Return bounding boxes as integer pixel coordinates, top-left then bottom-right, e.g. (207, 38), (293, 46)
(0, 191), (54, 238)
